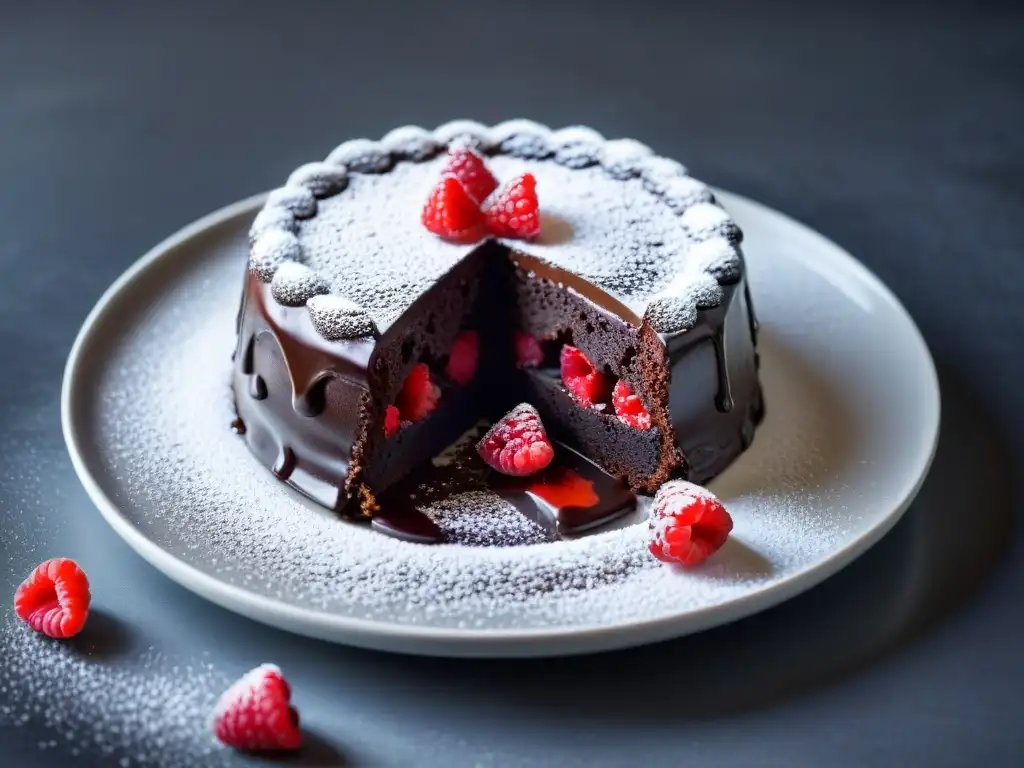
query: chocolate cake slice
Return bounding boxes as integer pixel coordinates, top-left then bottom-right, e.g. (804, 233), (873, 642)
(232, 120), (764, 525)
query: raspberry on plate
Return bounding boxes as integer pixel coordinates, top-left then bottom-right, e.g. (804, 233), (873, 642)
(211, 663), (302, 752)
(483, 173), (540, 239)
(477, 403), (555, 476)
(422, 175), (486, 243)
(612, 379), (652, 430)
(445, 330), (479, 385)
(514, 331), (544, 369)
(441, 145), (499, 204)
(648, 481), (733, 567)
(395, 363), (441, 423)
(559, 345), (610, 406)
(14, 558), (91, 639)
(383, 404), (401, 437)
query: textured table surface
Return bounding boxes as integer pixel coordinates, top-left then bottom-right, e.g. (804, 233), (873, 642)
(1, 1), (1021, 765)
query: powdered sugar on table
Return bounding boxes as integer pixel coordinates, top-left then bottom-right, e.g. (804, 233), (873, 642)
(0, 616), (232, 766)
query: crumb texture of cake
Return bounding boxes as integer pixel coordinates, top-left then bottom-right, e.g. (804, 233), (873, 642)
(231, 121), (764, 528)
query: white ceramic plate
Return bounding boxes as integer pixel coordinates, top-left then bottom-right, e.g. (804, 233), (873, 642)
(62, 190), (939, 658)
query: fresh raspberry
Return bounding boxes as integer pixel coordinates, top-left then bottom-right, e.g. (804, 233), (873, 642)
(211, 664), (302, 752)
(445, 330), (479, 385)
(559, 345), (610, 406)
(14, 558), (91, 639)
(441, 146), (499, 204)
(395, 363), (441, 422)
(612, 379), (652, 430)
(514, 331), (544, 369)
(421, 175), (486, 243)
(476, 403), (555, 477)
(649, 481), (733, 567)
(383, 404), (401, 437)
(483, 173), (540, 239)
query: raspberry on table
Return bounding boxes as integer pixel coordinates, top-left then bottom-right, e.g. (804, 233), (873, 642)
(440, 145), (499, 204)
(383, 404), (401, 437)
(14, 558), (91, 639)
(396, 363), (441, 423)
(559, 345), (610, 406)
(421, 175), (486, 243)
(211, 663), (303, 752)
(612, 379), (652, 430)
(514, 331), (544, 369)
(476, 403), (555, 477)
(483, 173), (540, 239)
(649, 481), (733, 567)
(445, 330), (479, 385)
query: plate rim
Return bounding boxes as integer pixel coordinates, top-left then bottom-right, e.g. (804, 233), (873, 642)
(60, 190), (941, 657)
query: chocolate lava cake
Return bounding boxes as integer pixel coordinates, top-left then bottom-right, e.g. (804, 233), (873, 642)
(232, 120), (764, 534)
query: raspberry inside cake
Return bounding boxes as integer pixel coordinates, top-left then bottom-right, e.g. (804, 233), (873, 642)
(232, 121), (764, 541)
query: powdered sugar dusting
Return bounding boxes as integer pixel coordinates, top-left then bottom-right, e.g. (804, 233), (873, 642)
(432, 120), (496, 153)
(285, 162), (348, 198)
(551, 125), (605, 168)
(645, 295), (700, 334)
(264, 186), (316, 219)
(660, 175), (716, 214)
(0, 616), (233, 766)
(681, 201), (742, 242)
(649, 480), (720, 543)
(425, 491), (552, 547)
(690, 237), (744, 283)
(325, 138), (392, 174)
(247, 206), (296, 244)
(380, 125), (442, 161)
(269, 261), (329, 306)
(298, 154), (694, 330)
(76, 237), (856, 633)
(597, 138), (653, 180)
(249, 228), (302, 282)
(491, 119), (555, 159)
(253, 122), (744, 339)
(638, 155), (690, 195)
(305, 294), (376, 340)
(646, 272), (726, 334)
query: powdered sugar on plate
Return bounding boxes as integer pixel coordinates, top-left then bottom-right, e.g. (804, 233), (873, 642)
(70, 217), (857, 635)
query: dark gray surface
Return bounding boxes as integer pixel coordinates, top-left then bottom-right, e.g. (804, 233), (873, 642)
(1, 1), (1021, 765)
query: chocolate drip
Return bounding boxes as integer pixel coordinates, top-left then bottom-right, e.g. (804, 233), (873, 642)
(293, 375), (329, 418)
(273, 446), (297, 480)
(661, 278), (763, 481)
(232, 274), (374, 510)
(233, 264), (252, 365)
(248, 373), (267, 400)
(661, 284), (736, 416)
(710, 325), (734, 413)
(239, 335), (255, 376)
(743, 279), (759, 344)
(258, 283), (374, 415)
(743, 278), (761, 371)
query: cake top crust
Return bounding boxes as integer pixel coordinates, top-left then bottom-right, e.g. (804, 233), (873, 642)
(248, 120), (744, 339)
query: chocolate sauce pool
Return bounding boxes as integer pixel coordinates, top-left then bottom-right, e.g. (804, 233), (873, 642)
(372, 441), (637, 545)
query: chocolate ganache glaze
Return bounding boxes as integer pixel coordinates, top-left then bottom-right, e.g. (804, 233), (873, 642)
(231, 121), (764, 542)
